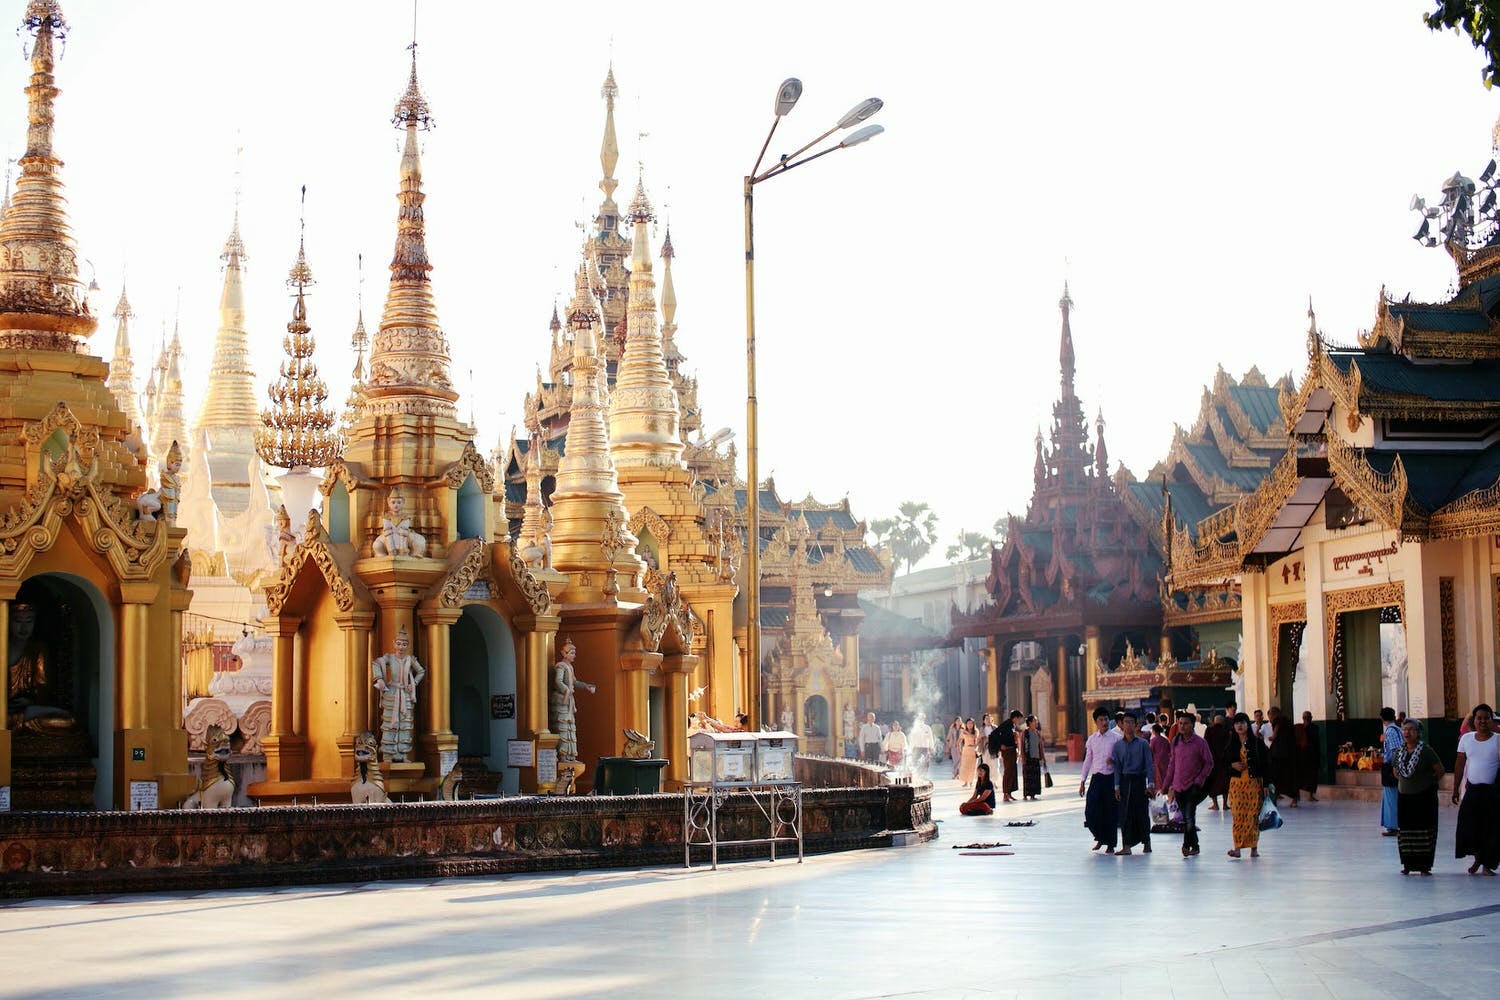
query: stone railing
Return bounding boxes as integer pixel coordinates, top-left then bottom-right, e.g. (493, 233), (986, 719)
(0, 772), (936, 899)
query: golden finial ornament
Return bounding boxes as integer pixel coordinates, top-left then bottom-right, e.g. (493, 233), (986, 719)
(107, 284), (140, 430)
(0, 1), (94, 351)
(608, 169), (682, 470)
(360, 41), (457, 420)
(255, 188), (339, 471)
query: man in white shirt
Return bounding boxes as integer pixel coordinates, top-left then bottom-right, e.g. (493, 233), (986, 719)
(859, 712), (882, 764)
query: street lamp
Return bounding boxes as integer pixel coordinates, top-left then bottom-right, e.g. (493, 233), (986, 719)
(744, 79), (884, 727)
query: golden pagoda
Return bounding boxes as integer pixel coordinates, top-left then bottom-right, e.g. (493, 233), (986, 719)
(251, 46), (574, 799)
(0, 1), (192, 810)
(196, 203), (261, 515)
(148, 319), (186, 472)
(105, 285), (140, 433)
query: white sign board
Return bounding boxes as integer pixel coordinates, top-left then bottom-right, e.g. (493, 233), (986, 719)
(439, 749), (459, 778)
(537, 748), (558, 785)
(129, 780), (159, 812)
(507, 739), (535, 768)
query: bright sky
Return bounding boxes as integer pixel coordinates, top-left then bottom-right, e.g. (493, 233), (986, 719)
(5, 2), (1495, 571)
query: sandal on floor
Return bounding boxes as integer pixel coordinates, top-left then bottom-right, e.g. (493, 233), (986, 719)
(1227, 848), (1241, 858)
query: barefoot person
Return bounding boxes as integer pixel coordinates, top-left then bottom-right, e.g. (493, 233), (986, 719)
(1111, 712), (1155, 856)
(1454, 703), (1500, 876)
(1078, 708), (1120, 853)
(1391, 719), (1444, 876)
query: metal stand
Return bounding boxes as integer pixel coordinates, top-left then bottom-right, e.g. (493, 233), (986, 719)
(683, 781), (803, 870)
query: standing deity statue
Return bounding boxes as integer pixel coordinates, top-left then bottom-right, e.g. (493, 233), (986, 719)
(372, 489), (428, 558)
(371, 625), (426, 762)
(550, 637), (596, 761)
(1030, 666), (1053, 741)
(158, 440), (183, 525)
(7, 602), (76, 734)
(272, 504), (296, 563)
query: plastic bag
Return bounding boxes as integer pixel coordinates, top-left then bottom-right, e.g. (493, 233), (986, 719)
(1149, 794), (1170, 825)
(1258, 793), (1283, 831)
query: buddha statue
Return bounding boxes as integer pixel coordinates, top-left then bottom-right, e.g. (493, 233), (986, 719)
(7, 602), (77, 734)
(371, 490), (428, 558)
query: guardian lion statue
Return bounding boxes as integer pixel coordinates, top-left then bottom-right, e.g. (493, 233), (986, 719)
(182, 725), (235, 809)
(350, 731), (389, 804)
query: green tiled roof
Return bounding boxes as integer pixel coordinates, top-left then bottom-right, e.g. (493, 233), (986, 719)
(1386, 303), (1490, 334)
(1330, 353), (1500, 404)
(797, 506), (857, 531)
(1185, 441), (1265, 491)
(759, 607), (788, 628)
(504, 481), (525, 504)
(1366, 442), (1500, 512)
(845, 547), (884, 574)
(1227, 384), (1284, 435)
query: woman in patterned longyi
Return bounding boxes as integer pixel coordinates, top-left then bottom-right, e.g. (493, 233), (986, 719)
(1223, 713), (1270, 859)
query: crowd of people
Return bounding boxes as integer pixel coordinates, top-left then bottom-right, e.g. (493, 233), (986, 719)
(936, 695), (1500, 876)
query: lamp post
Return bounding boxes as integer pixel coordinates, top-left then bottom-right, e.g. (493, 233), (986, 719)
(744, 79), (883, 726)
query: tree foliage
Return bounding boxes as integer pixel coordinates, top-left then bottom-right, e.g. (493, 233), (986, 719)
(1426, 1), (1500, 88)
(945, 530), (993, 562)
(887, 501), (939, 574)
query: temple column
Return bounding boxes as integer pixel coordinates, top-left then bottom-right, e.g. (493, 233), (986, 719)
(261, 615), (305, 782)
(117, 584), (157, 730)
(1055, 642), (1070, 739)
(335, 610), (376, 775)
(512, 611), (560, 793)
(418, 604), (462, 773)
(986, 640), (1001, 715)
(661, 652), (697, 788)
(1085, 625), (1101, 702)
(0, 597), (10, 804)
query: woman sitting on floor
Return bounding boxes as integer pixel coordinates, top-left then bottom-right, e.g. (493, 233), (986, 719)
(960, 763), (996, 816)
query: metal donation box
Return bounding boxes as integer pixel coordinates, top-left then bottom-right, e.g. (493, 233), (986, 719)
(684, 731), (803, 869)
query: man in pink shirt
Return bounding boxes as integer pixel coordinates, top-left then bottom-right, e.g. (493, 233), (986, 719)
(1164, 709), (1216, 857)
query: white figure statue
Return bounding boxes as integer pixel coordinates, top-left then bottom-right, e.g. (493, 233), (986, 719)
(372, 489), (427, 558)
(371, 625), (425, 761)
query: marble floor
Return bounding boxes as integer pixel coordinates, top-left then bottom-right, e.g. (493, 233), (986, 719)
(3, 762), (1499, 999)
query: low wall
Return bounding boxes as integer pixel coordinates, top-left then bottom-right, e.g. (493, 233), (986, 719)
(0, 767), (935, 899)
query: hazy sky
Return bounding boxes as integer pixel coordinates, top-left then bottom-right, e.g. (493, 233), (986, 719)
(5, 2), (1495, 570)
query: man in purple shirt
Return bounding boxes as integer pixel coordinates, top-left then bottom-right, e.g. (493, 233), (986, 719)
(1164, 709), (1216, 857)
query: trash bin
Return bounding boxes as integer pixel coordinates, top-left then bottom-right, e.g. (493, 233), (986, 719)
(594, 756), (669, 794)
(1066, 733), (1085, 762)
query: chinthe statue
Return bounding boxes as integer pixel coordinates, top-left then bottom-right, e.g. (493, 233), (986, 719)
(7, 601), (77, 734)
(549, 637), (595, 762)
(181, 725), (235, 809)
(372, 490), (428, 558)
(371, 624), (426, 762)
(350, 730), (388, 804)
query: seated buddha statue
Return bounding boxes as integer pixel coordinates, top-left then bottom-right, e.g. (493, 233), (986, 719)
(7, 602), (77, 734)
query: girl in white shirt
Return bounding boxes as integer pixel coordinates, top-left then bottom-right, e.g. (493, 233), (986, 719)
(1453, 703), (1500, 875)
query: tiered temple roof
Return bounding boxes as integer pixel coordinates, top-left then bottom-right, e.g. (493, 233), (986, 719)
(951, 288), (1159, 639)
(1167, 136), (1500, 588)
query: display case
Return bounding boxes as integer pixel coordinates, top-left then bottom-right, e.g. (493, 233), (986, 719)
(684, 730), (803, 870)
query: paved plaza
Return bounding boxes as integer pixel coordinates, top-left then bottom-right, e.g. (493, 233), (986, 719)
(3, 763), (1499, 999)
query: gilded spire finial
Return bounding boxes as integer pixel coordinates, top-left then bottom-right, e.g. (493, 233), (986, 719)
(360, 41), (455, 420)
(107, 283), (140, 430)
(0, 0), (93, 350)
(256, 189), (339, 471)
(599, 64), (619, 205)
(659, 225), (677, 340)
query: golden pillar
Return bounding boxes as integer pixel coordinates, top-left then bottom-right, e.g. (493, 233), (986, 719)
(335, 610), (375, 773)
(261, 615), (305, 782)
(1085, 625), (1101, 699)
(117, 584), (156, 730)
(986, 641), (1001, 715)
(0, 598), (9, 797)
(1055, 643), (1070, 738)
(661, 652), (697, 788)
(418, 605), (462, 771)
(512, 611), (561, 793)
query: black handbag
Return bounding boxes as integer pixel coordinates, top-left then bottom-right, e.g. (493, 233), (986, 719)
(1380, 762), (1397, 788)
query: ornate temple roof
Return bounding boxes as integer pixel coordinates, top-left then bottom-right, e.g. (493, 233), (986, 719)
(950, 289), (1159, 640)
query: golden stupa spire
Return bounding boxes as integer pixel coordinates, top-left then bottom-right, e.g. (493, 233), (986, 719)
(659, 225), (677, 352)
(0, 2), (94, 351)
(600, 65), (619, 210)
(107, 283), (140, 430)
(341, 254), (368, 439)
(151, 307), (188, 468)
(608, 170), (681, 470)
(548, 256), (643, 588)
(255, 190), (339, 471)
(195, 191), (261, 511)
(361, 42), (457, 419)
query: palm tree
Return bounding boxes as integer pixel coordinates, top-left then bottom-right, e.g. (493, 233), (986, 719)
(945, 529), (992, 562)
(889, 501), (939, 574)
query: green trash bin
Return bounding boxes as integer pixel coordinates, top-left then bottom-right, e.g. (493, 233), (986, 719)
(595, 757), (669, 794)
